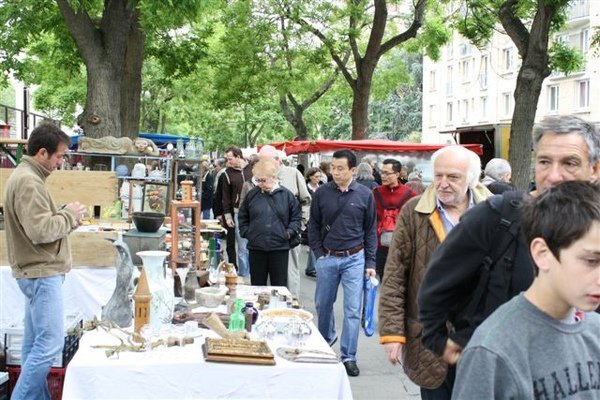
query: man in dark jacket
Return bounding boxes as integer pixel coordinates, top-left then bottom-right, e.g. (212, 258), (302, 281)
(222, 145), (252, 277)
(418, 115), (600, 395)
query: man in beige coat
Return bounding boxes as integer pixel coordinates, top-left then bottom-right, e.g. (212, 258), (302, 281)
(4, 123), (86, 400)
(378, 145), (492, 399)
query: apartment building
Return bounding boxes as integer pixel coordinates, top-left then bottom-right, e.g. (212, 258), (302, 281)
(421, 0), (599, 165)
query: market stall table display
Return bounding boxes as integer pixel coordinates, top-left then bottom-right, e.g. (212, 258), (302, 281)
(62, 287), (352, 400)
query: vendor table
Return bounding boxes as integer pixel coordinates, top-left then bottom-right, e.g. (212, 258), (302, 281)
(62, 323), (352, 400)
(0, 266), (116, 331)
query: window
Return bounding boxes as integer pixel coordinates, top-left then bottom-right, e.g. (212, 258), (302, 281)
(460, 60), (470, 82)
(429, 70), (437, 91)
(446, 102), (453, 123)
(462, 99), (469, 122)
(446, 42), (454, 59)
(577, 80), (589, 108)
(428, 105), (437, 127)
(502, 48), (514, 71)
(459, 43), (471, 57)
(502, 92), (512, 116)
(446, 66), (453, 95)
(480, 96), (487, 119)
(548, 85), (559, 112)
(479, 56), (488, 89)
(580, 28), (589, 54)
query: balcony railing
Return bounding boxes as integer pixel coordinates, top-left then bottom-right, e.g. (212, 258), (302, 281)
(569, 0), (589, 20)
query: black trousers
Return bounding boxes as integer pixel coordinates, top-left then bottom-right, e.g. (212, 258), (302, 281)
(225, 225), (236, 268)
(420, 365), (456, 400)
(249, 249), (289, 287)
(376, 247), (389, 281)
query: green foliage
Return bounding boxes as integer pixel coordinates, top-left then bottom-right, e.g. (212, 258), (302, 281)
(548, 40), (584, 75)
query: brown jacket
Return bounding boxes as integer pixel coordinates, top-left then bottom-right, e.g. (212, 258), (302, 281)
(3, 156), (77, 278)
(378, 183), (491, 389)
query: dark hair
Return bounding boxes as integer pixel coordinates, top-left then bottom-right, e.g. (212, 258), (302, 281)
(27, 122), (70, 156)
(224, 145), (243, 158)
(305, 167), (321, 180)
(332, 149), (357, 169)
(382, 158), (402, 173)
(521, 181), (600, 270)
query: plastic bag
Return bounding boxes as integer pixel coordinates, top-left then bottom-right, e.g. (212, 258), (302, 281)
(362, 276), (379, 337)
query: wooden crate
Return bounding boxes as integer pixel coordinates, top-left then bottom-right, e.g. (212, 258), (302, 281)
(0, 168), (117, 209)
(0, 230), (118, 268)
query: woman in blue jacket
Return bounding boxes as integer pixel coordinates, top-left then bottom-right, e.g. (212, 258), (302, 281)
(238, 159), (302, 287)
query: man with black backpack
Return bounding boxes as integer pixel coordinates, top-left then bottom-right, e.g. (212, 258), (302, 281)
(417, 115), (600, 398)
(373, 159), (416, 279)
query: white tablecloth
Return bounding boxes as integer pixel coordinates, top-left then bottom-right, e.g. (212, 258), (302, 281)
(0, 266), (116, 334)
(62, 323), (352, 399)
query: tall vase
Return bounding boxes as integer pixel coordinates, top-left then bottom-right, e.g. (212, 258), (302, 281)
(136, 251), (174, 331)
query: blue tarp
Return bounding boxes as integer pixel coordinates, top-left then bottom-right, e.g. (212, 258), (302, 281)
(70, 132), (193, 150)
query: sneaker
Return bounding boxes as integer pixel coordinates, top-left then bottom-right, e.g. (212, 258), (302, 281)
(305, 270), (316, 278)
(343, 360), (360, 377)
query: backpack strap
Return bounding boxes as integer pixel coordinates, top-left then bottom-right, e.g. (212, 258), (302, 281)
(320, 191), (354, 242)
(466, 191), (524, 320)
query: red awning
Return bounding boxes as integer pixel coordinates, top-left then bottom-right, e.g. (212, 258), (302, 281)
(265, 139), (483, 156)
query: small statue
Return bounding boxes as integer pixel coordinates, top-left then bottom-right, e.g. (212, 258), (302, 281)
(101, 235), (135, 328)
(78, 136), (134, 155)
(78, 136), (160, 156)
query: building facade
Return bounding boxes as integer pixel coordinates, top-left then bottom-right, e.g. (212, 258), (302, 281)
(421, 0), (599, 165)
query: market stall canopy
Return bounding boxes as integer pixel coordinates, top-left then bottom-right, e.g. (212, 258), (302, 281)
(266, 139), (483, 156)
(70, 132), (192, 150)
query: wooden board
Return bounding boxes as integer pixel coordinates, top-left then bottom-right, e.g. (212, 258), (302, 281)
(0, 230), (118, 268)
(0, 168), (117, 208)
(203, 338), (275, 365)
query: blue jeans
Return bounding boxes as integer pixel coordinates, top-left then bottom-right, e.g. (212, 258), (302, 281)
(202, 209), (211, 220)
(12, 275), (65, 400)
(234, 213), (249, 277)
(314, 250), (364, 362)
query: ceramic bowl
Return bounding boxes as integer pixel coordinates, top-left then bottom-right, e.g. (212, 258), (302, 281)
(132, 212), (165, 233)
(195, 286), (228, 308)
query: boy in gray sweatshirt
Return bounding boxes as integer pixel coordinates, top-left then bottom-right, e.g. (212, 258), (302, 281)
(452, 181), (600, 400)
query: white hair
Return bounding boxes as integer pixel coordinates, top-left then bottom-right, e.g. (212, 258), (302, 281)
(431, 145), (481, 188)
(484, 158), (511, 181)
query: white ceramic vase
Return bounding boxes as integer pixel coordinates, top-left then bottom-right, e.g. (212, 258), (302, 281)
(136, 251), (174, 331)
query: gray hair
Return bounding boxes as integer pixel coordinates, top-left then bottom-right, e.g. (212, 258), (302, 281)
(214, 157), (226, 168)
(431, 145), (481, 188)
(533, 115), (600, 164)
(484, 158), (511, 180)
(355, 162), (375, 181)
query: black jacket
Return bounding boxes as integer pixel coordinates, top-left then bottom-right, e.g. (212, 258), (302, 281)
(417, 192), (535, 356)
(238, 185), (302, 252)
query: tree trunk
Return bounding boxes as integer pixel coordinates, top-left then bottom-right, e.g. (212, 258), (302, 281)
(508, 68), (546, 190)
(78, 63), (123, 138)
(351, 70), (375, 140)
(120, 12), (144, 140)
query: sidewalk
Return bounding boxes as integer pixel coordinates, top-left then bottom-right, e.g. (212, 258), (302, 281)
(297, 246), (420, 400)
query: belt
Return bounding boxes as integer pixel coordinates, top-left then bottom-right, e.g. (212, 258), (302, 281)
(325, 244), (364, 257)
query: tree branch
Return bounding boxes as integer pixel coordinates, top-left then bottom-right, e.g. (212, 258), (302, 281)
(55, 0), (102, 64)
(348, 0), (362, 69)
(498, 0), (530, 57)
(379, 0), (426, 57)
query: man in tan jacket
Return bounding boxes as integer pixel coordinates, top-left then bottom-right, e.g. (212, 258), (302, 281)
(3, 123), (86, 400)
(378, 145), (492, 399)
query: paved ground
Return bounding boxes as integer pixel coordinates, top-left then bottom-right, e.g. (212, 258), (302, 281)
(296, 246), (420, 400)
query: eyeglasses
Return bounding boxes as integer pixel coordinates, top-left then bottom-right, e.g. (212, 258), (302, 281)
(380, 171), (398, 176)
(255, 177), (272, 184)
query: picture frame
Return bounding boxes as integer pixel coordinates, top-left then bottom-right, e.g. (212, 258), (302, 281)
(142, 182), (169, 214)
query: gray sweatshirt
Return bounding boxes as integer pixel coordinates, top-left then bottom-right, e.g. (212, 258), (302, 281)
(452, 294), (600, 400)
